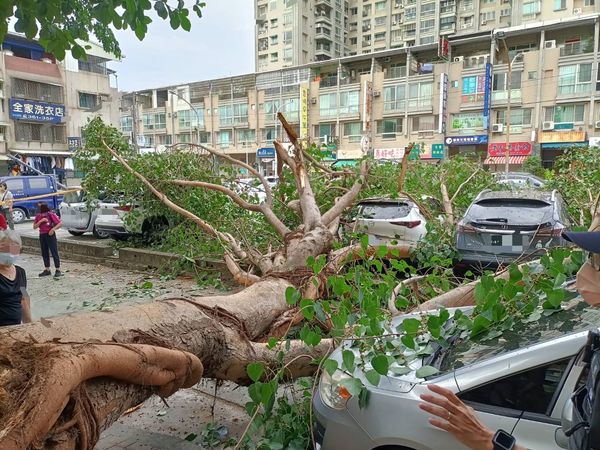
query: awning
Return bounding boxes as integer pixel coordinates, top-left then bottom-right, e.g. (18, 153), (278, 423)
(484, 155), (529, 165)
(540, 142), (588, 149)
(10, 149), (73, 156)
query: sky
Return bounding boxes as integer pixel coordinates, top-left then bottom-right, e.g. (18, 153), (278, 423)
(113, 0), (255, 92)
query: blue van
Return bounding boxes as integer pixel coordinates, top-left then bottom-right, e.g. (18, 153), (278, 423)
(0, 175), (63, 224)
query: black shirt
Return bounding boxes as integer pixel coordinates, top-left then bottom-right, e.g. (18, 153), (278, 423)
(0, 266), (27, 326)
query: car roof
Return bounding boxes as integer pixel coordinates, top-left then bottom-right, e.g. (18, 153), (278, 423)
(476, 189), (555, 202)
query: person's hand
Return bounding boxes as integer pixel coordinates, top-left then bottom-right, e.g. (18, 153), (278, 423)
(48, 229), (54, 236)
(419, 384), (494, 450)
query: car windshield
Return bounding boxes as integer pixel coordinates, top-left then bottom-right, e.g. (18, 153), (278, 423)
(64, 190), (85, 203)
(359, 202), (412, 220)
(467, 199), (552, 225)
(435, 301), (600, 374)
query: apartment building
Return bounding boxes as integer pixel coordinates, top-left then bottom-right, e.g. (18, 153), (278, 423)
(0, 33), (119, 182)
(123, 12), (600, 172)
(256, 0), (600, 72)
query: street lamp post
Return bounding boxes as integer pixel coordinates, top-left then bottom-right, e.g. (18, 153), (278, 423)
(168, 90), (201, 147)
(501, 43), (523, 174)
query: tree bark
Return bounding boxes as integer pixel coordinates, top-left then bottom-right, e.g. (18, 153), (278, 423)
(0, 279), (330, 449)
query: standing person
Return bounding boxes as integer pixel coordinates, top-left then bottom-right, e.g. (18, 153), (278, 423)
(0, 182), (14, 230)
(33, 203), (62, 278)
(0, 230), (31, 326)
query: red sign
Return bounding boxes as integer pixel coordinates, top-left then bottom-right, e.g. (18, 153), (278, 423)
(488, 142), (532, 157)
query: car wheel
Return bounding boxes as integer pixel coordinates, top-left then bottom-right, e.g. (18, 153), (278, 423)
(92, 226), (110, 239)
(141, 216), (169, 243)
(111, 234), (129, 242)
(67, 230), (85, 236)
(11, 208), (26, 224)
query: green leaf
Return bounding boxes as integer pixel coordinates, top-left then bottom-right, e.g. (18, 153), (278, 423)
(169, 11), (181, 29)
(323, 359), (338, 376)
(390, 366), (412, 376)
(365, 369), (381, 386)
(247, 362), (264, 382)
(371, 354), (389, 375)
(358, 387), (370, 409)
(267, 337), (278, 349)
(342, 349), (355, 373)
(248, 383), (262, 404)
(376, 245), (388, 259)
(401, 334), (416, 349)
(300, 298), (315, 321)
(154, 1), (168, 19)
(141, 280), (153, 289)
(285, 286), (300, 305)
(401, 318), (420, 335)
(184, 433), (197, 442)
(415, 365), (439, 378)
(339, 378), (363, 396)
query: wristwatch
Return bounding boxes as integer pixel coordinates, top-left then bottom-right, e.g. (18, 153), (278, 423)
(492, 429), (516, 450)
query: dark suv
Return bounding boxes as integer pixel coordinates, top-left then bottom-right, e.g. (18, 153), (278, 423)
(456, 189), (571, 270)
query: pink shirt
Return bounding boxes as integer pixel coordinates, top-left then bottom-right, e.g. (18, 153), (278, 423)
(35, 212), (61, 234)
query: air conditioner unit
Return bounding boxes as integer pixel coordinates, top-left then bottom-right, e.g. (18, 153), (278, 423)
(542, 121), (555, 131)
(574, 8), (583, 15)
(492, 123), (504, 133)
(453, 56), (464, 62)
(544, 40), (556, 49)
(373, 90), (381, 97)
(311, 97), (317, 104)
(480, 20), (487, 26)
(461, 23), (471, 29)
(594, 120), (600, 129)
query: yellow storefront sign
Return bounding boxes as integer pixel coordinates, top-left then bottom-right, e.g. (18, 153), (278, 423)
(539, 130), (586, 143)
(300, 86), (309, 139)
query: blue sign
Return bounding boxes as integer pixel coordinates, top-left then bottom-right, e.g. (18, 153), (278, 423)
(483, 63), (493, 130)
(9, 98), (65, 124)
(257, 147), (276, 158)
(68, 137), (81, 152)
(444, 135), (488, 146)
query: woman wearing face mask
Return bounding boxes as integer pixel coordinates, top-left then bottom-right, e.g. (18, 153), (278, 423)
(0, 229), (31, 327)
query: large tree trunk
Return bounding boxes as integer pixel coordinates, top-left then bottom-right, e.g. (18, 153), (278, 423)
(0, 279), (330, 449)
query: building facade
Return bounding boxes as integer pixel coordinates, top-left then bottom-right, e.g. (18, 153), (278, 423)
(123, 12), (600, 172)
(255, 0), (600, 72)
(0, 33), (119, 183)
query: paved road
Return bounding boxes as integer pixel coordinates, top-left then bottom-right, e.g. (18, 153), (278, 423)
(14, 219), (109, 244)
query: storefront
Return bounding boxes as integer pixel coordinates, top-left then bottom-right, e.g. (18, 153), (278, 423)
(484, 141), (532, 171)
(539, 131), (587, 168)
(444, 135), (488, 159)
(256, 147), (276, 176)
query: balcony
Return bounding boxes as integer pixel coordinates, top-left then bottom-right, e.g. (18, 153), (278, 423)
(315, 26), (332, 40)
(320, 75), (338, 88)
(385, 66), (407, 79)
(557, 83), (592, 98)
(315, 0), (332, 10)
(315, 11), (332, 25)
(316, 44), (332, 59)
(559, 41), (593, 57)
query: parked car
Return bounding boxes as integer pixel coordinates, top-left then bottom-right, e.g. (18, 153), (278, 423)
(58, 189), (115, 238)
(343, 197), (428, 247)
(94, 204), (170, 241)
(0, 175), (63, 224)
(456, 189), (570, 270)
(313, 298), (597, 450)
(494, 172), (546, 188)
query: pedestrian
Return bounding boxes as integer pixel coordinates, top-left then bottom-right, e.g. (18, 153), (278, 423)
(33, 203), (63, 278)
(419, 228), (600, 450)
(0, 182), (14, 230)
(0, 229), (31, 326)
(9, 164), (20, 177)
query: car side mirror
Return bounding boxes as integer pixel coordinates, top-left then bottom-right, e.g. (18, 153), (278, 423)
(555, 398), (574, 449)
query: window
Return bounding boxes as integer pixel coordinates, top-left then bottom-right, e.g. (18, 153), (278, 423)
(375, 1), (387, 11)
(270, 52), (278, 62)
(320, 91), (359, 117)
(384, 85), (406, 110)
(339, 91), (360, 114)
(14, 123), (65, 143)
(283, 12), (293, 26)
(270, 35), (278, 45)
(554, 0), (566, 10)
(78, 92), (98, 109)
(29, 178), (49, 189)
(462, 76), (486, 102)
(177, 134), (192, 144)
(558, 64), (592, 95)
(492, 72), (521, 91)
(545, 104), (585, 123)
(178, 109), (204, 128)
(585, 0), (595, 5)
(375, 16), (387, 26)
(11, 78), (63, 103)
(237, 129), (256, 145)
(120, 116), (133, 133)
(6, 179), (24, 191)
(319, 93), (337, 117)
(420, 19), (435, 33)
(377, 118), (403, 138)
(459, 359), (571, 415)
(480, 11), (495, 22)
(216, 130), (232, 149)
(495, 109), (532, 126)
(411, 116), (436, 132)
(420, 36), (435, 45)
(218, 103), (249, 126)
(405, 7), (416, 20)
(408, 82), (433, 108)
(142, 113), (166, 130)
(374, 32), (386, 41)
(420, 2), (435, 14)
(523, 1), (541, 15)
(263, 128), (276, 142)
(343, 122), (361, 142)
(315, 123), (336, 142)
(283, 31), (293, 44)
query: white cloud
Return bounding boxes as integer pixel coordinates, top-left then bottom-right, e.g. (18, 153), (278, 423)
(113, 0), (254, 91)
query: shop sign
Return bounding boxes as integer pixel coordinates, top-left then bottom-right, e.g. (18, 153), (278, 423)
(451, 113), (483, 130)
(483, 63), (493, 130)
(300, 86), (309, 138)
(374, 148), (405, 160)
(431, 144), (445, 159)
(539, 131), (586, 143)
(488, 142), (532, 157)
(10, 98), (65, 123)
(444, 135), (488, 146)
(257, 147), (276, 158)
(438, 73), (448, 134)
(67, 137), (81, 152)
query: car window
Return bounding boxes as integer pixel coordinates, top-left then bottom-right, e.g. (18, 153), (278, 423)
(28, 177), (49, 189)
(64, 191), (85, 203)
(459, 359), (571, 415)
(5, 179), (24, 191)
(359, 203), (412, 220)
(467, 199), (553, 225)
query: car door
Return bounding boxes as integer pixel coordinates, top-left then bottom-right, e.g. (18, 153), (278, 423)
(4, 177), (26, 211)
(60, 190), (91, 230)
(457, 358), (574, 450)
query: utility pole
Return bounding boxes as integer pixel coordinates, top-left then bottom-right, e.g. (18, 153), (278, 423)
(501, 38), (522, 174)
(131, 92), (139, 153)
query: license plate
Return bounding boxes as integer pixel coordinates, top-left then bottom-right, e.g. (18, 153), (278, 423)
(101, 209), (117, 215)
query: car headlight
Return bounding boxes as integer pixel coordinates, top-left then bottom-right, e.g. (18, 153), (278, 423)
(319, 369), (353, 410)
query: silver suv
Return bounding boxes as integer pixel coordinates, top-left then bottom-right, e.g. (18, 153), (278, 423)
(314, 301), (598, 450)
